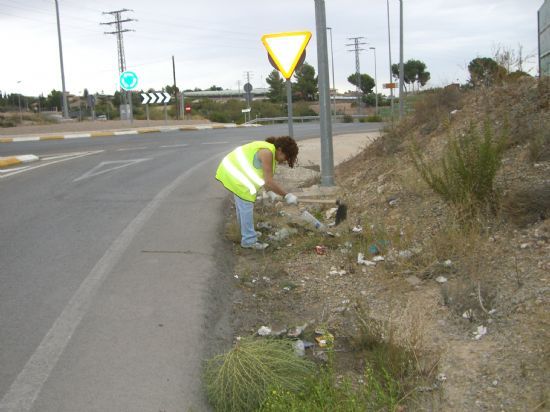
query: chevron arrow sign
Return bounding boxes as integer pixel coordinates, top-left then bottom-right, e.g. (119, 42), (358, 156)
(141, 92), (172, 104)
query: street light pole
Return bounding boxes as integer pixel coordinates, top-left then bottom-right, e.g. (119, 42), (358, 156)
(386, 0), (394, 121)
(399, 0), (404, 118)
(54, 0), (69, 119)
(326, 26), (336, 120)
(369, 47), (378, 115)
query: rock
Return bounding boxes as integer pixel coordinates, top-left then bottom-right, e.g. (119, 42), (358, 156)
(436, 276), (448, 283)
(398, 250), (413, 259)
(257, 326), (272, 336)
(352, 225), (363, 233)
(373, 255), (385, 262)
(257, 221), (273, 230)
(325, 207), (338, 220)
(443, 259), (452, 267)
(269, 228), (298, 242)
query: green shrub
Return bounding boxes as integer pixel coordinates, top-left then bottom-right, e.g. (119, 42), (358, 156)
(360, 115), (383, 123)
(411, 122), (505, 219)
(342, 114), (354, 123)
(204, 337), (315, 412)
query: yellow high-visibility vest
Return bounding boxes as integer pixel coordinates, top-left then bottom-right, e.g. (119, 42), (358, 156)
(215, 141), (276, 202)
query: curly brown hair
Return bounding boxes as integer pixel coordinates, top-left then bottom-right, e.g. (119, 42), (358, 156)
(265, 136), (299, 168)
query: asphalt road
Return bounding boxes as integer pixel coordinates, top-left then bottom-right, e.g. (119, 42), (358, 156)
(0, 122), (381, 411)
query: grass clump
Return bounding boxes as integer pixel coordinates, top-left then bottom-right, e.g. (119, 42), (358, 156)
(411, 122), (505, 220)
(204, 337), (315, 412)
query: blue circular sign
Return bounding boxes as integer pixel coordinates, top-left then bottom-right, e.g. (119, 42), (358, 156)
(120, 71), (138, 90)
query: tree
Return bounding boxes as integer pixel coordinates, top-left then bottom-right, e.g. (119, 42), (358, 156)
(208, 85), (223, 91)
(45, 89), (63, 111)
(293, 62), (318, 101)
(265, 70), (285, 103)
(467, 57), (507, 87)
(347, 73), (375, 95)
(392, 59), (430, 92)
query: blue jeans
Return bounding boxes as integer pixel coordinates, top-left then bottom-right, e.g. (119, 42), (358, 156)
(234, 195), (257, 247)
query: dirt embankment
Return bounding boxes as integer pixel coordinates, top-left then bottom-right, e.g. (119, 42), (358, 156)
(224, 78), (549, 410)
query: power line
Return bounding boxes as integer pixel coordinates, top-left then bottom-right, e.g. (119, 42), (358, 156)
(346, 36), (367, 115)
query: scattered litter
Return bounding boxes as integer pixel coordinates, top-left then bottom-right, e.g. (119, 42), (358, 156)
(462, 309), (474, 320)
(303, 341), (315, 349)
(287, 324), (307, 338)
(360, 290), (367, 296)
(520, 243), (529, 249)
(329, 266), (347, 276)
(257, 222), (272, 230)
(352, 225), (363, 233)
(473, 325), (487, 340)
(437, 373), (447, 382)
(388, 197), (399, 206)
(325, 207), (338, 220)
(373, 255), (385, 262)
(233, 274), (239, 279)
(368, 244), (380, 255)
(268, 228), (298, 242)
(488, 309), (497, 315)
(294, 340), (305, 357)
(257, 326), (272, 336)
(358, 253), (377, 266)
(283, 286), (291, 292)
(262, 276), (270, 282)
(492, 380), (498, 386)
(315, 245), (327, 255)
(436, 276), (448, 283)
(315, 331), (334, 348)
(443, 259), (453, 267)
(300, 210), (325, 230)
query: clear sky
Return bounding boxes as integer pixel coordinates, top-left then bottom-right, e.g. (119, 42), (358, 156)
(1, 0), (543, 97)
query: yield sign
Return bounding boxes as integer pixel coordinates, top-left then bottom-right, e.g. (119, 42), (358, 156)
(261, 31), (312, 79)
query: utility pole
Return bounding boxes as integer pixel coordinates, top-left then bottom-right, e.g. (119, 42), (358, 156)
(315, 0), (334, 187)
(326, 27), (336, 120)
(399, 0), (405, 118)
(101, 9), (136, 122)
(369, 47), (378, 115)
(54, 0), (69, 119)
(172, 55), (178, 120)
(386, 0), (395, 121)
(346, 36), (366, 116)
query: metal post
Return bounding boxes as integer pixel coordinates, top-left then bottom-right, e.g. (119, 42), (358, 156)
(286, 79), (294, 138)
(386, 0), (394, 121)
(127, 91), (133, 124)
(327, 27), (336, 121)
(145, 103), (150, 122)
(399, 0), (404, 118)
(314, 0), (334, 187)
(54, 0), (69, 119)
(370, 47), (378, 115)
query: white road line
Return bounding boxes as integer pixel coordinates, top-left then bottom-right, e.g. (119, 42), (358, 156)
(160, 144), (188, 148)
(114, 130), (138, 136)
(116, 146), (149, 151)
(0, 151), (103, 179)
(12, 137), (40, 142)
(201, 141), (228, 145)
(73, 158), (150, 182)
(0, 151), (225, 412)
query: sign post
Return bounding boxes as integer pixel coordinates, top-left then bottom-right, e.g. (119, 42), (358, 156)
(120, 71), (138, 123)
(262, 31), (311, 138)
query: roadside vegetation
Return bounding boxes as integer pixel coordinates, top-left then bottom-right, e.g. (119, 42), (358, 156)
(204, 51), (549, 411)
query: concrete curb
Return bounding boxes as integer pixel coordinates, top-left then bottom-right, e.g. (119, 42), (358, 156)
(0, 123), (260, 144)
(0, 154), (39, 168)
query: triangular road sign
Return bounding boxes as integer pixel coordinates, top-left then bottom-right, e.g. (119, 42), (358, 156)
(261, 31), (312, 79)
